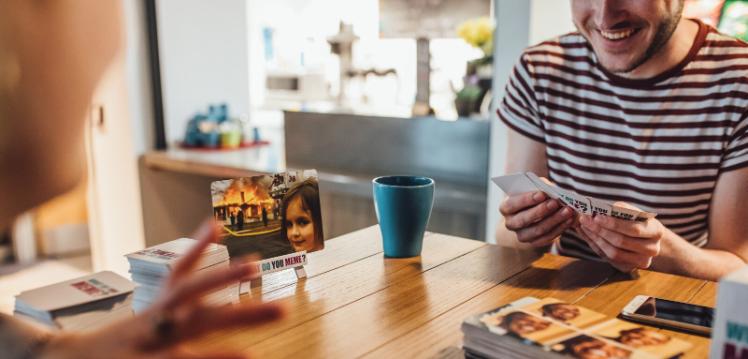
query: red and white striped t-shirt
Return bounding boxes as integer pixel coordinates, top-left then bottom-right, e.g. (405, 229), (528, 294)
(498, 20), (748, 260)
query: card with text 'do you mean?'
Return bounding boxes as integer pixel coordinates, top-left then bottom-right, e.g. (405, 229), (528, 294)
(210, 170), (324, 263)
(491, 172), (657, 221)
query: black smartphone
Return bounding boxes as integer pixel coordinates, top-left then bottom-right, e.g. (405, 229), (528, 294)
(620, 295), (713, 336)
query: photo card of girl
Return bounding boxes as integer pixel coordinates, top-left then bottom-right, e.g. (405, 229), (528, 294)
(210, 170), (324, 260)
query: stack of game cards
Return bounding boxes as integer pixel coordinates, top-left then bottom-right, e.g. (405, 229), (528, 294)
(462, 297), (691, 359)
(125, 238), (239, 313)
(492, 172), (657, 222)
(14, 271), (135, 331)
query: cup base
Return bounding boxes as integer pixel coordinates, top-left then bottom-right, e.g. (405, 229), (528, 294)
(383, 254), (421, 258)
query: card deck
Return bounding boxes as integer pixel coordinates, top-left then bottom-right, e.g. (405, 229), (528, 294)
(524, 172), (561, 200)
(610, 206), (641, 222)
(491, 172), (658, 222)
(589, 197), (612, 217)
(635, 211), (657, 221)
(554, 187), (591, 215)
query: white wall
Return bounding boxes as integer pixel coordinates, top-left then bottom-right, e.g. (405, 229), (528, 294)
(123, 0), (154, 154)
(87, 40), (146, 276)
(485, 0), (575, 243)
(530, 0), (575, 45)
(157, 0), (251, 144)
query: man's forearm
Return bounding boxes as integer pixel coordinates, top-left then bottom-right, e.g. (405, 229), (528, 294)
(652, 229), (746, 281)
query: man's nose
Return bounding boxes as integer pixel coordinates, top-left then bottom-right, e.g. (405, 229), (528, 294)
(595, 0), (629, 29)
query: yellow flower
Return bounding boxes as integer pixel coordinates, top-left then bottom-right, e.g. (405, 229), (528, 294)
(457, 17), (495, 56)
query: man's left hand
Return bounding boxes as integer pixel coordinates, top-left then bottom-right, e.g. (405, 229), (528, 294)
(577, 202), (663, 272)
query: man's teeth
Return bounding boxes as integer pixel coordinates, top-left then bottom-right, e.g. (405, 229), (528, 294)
(599, 29), (635, 40)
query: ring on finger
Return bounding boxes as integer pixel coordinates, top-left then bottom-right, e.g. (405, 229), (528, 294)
(152, 310), (178, 342)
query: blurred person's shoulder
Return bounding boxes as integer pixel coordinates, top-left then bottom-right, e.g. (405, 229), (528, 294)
(700, 22), (748, 53)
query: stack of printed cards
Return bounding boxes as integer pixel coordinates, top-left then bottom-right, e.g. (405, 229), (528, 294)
(125, 238), (239, 313)
(462, 297), (692, 359)
(14, 271), (134, 331)
(492, 172), (656, 222)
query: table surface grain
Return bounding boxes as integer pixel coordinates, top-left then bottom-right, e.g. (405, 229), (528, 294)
(198, 225), (715, 358)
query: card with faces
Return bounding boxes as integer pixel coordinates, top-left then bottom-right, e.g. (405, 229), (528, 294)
(491, 172), (656, 222)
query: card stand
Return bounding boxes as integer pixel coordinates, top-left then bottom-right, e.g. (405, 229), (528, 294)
(294, 265), (307, 279)
(238, 251), (309, 297)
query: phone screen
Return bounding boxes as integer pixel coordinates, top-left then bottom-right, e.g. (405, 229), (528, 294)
(633, 297), (714, 328)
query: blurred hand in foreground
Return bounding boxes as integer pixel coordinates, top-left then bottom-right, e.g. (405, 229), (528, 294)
(41, 220), (284, 359)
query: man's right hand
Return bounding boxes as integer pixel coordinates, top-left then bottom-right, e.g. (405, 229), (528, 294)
(499, 191), (575, 248)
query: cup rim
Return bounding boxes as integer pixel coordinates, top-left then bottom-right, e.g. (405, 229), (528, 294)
(372, 175), (434, 188)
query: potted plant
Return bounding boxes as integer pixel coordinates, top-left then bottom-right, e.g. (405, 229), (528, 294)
(455, 17), (495, 117)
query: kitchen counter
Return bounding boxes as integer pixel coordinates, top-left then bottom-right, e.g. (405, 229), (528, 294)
(139, 110), (491, 246)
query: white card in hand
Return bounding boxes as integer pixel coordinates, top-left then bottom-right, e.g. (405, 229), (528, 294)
(491, 173), (539, 196)
(492, 172), (657, 221)
(524, 172), (561, 200)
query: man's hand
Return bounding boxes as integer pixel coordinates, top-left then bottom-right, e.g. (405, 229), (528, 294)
(577, 202), (663, 272)
(500, 190), (575, 248)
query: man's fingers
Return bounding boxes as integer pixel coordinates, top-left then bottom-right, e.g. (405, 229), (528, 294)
(169, 220), (221, 283)
(500, 191), (546, 216)
(593, 215), (659, 239)
(162, 263), (254, 309)
(580, 216), (660, 256)
(516, 207), (574, 244)
(594, 226), (660, 257)
(581, 227), (651, 269)
(505, 198), (562, 231)
(528, 217), (574, 248)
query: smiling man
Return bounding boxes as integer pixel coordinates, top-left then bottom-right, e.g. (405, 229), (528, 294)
(496, 0), (748, 281)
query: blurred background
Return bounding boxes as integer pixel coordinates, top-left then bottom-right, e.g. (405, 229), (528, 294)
(1, 0), (746, 313)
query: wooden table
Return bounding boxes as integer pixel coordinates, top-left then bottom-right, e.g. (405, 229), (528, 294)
(200, 226), (715, 358)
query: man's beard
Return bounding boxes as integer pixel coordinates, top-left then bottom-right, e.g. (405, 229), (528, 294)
(613, 12), (682, 74)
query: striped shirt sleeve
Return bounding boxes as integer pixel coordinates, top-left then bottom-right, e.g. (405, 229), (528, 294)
(497, 55), (545, 143)
(721, 112), (748, 172)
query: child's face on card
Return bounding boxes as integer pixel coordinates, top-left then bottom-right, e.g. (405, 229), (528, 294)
(285, 196), (315, 252)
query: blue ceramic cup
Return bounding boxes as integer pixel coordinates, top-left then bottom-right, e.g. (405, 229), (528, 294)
(373, 176), (435, 258)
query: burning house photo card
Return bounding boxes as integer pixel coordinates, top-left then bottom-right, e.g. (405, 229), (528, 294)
(211, 170), (324, 260)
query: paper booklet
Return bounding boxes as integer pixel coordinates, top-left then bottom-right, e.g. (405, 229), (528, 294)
(492, 172), (657, 222)
(462, 297), (692, 359)
(14, 271), (135, 331)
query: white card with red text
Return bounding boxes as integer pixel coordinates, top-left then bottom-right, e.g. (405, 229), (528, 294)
(491, 172), (656, 221)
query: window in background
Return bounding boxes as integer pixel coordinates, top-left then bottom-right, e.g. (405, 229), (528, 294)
(248, 0), (487, 119)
